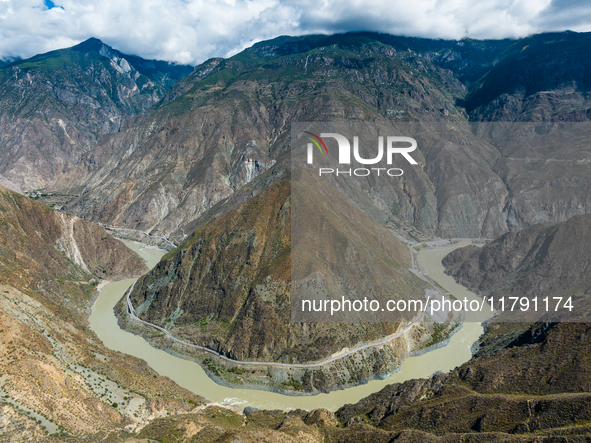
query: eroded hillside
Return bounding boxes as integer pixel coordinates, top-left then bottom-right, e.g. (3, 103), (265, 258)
(0, 185), (205, 440)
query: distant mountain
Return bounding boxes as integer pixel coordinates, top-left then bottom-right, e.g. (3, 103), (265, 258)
(47, 31), (591, 241)
(466, 32), (591, 119)
(62, 33), (511, 239)
(0, 56), (21, 68)
(0, 38), (193, 190)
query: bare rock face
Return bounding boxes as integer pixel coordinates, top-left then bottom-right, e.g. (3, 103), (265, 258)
(57, 212), (149, 280)
(0, 38), (192, 191)
(46, 32), (591, 241)
(61, 34), (508, 240)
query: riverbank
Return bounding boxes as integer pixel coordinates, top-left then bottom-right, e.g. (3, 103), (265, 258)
(115, 305), (433, 396)
(89, 241), (491, 411)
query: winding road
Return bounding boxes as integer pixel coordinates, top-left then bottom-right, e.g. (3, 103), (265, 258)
(101, 224), (178, 248)
(124, 238), (489, 369)
(126, 281), (428, 369)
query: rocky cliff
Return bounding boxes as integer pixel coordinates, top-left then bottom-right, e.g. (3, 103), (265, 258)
(0, 38), (192, 191)
(0, 184), (148, 290)
(47, 31), (591, 241)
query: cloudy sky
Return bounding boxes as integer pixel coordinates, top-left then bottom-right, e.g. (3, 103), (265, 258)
(0, 0), (590, 66)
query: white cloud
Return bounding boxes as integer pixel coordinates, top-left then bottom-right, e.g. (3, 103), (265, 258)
(0, 0), (585, 65)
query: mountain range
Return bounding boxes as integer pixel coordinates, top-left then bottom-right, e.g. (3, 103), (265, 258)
(1, 32), (582, 243)
(1, 30), (591, 441)
(0, 38), (192, 192)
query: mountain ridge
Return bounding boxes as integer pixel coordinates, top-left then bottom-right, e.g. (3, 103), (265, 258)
(0, 37), (193, 191)
(44, 31), (591, 242)
(0, 183), (204, 438)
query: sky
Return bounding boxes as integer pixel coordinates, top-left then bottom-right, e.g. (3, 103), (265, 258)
(0, 0), (590, 66)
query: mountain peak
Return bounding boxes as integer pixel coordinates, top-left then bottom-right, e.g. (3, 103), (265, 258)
(72, 37), (108, 52)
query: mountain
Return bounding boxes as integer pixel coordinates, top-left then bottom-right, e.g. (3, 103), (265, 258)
(3, 30), (591, 439)
(59, 33), (508, 240)
(0, 38), (193, 191)
(0, 184), (148, 300)
(1, 33), (589, 242)
(0, 184), (204, 439)
(442, 214), (591, 321)
(57, 30), (591, 392)
(118, 179), (439, 393)
(0, 56), (21, 68)
(466, 31), (591, 119)
(28, 31), (584, 243)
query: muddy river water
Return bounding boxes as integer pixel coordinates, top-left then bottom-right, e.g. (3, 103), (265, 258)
(89, 241), (490, 411)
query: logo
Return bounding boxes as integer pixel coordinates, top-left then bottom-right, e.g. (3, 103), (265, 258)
(303, 131), (328, 156)
(303, 132), (418, 177)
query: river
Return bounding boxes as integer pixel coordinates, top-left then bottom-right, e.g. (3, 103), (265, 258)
(89, 241), (490, 412)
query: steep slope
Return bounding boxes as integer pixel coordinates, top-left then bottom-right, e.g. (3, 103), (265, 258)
(119, 180), (436, 393)
(158, 32), (512, 101)
(466, 32), (591, 119)
(0, 184), (148, 300)
(0, 38), (192, 190)
(462, 33), (591, 231)
(53, 31), (591, 241)
(63, 33), (515, 240)
(442, 214), (591, 321)
(333, 321), (591, 440)
(0, 185), (204, 440)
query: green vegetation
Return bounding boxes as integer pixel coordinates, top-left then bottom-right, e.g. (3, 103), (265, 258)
(280, 374), (304, 391)
(201, 358), (223, 376)
(422, 322), (459, 349)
